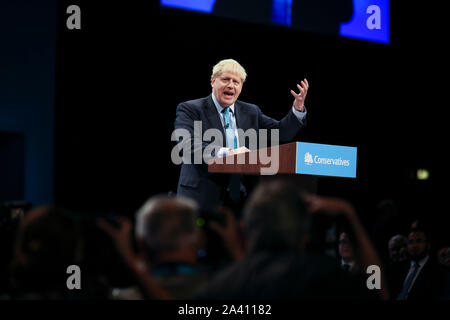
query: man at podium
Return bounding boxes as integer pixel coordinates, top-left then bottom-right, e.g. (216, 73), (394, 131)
(174, 59), (309, 210)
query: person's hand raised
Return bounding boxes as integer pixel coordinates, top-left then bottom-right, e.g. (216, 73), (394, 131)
(290, 78), (309, 112)
(97, 216), (135, 261)
(209, 206), (245, 261)
(302, 193), (355, 217)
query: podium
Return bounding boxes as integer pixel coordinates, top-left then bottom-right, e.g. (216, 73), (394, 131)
(208, 141), (357, 177)
(208, 141), (357, 193)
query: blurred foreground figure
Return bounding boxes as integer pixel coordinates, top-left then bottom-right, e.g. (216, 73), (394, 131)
(99, 195), (244, 300)
(134, 196), (210, 299)
(195, 180), (386, 300)
(10, 206), (83, 299)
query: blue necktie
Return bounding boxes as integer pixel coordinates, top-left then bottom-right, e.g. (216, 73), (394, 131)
(222, 107), (240, 203)
(223, 107), (238, 149)
(397, 262), (420, 300)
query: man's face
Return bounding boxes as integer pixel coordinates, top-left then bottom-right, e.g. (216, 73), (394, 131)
(211, 71), (243, 107)
(338, 233), (354, 261)
(407, 232), (429, 261)
(438, 247), (450, 268)
(389, 240), (407, 262)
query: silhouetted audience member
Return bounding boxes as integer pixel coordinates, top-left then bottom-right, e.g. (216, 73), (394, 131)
(99, 195), (244, 299)
(388, 234), (408, 263)
(338, 232), (357, 273)
(0, 203), (28, 297)
(135, 195), (210, 299)
(437, 247), (450, 300)
(370, 199), (405, 265)
(438, 247), (450, 268)
(9, 206), (84, 299)
(436, 246), (450, 300)
(195, 180), (382, 300)
(393, 228), (445, 300)
(385, 234), (407, 297)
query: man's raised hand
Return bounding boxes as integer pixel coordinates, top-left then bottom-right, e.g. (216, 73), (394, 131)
(290, 78), (309, 112)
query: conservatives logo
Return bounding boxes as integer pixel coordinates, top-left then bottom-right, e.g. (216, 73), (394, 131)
(304, 152), (351, 167)
(304, 152), (313, 165)
(297, 142), (357, 178)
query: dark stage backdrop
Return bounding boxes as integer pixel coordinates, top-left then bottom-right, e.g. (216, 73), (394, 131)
(55, 1), (447, 240)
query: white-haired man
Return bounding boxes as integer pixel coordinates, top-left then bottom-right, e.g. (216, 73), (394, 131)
(174, 59), (309, 210)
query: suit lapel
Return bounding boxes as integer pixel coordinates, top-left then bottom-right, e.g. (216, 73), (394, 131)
(234, 101), (252, 147)
(235, 101), (251, 131)
(205, 94), (225, 138)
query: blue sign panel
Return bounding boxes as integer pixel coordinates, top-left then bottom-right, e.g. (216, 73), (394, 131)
(296, 142), (357, 178)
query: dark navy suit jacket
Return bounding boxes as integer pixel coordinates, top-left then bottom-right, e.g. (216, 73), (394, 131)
(174, 94), (306, 209)
(389, 258), (446, 300)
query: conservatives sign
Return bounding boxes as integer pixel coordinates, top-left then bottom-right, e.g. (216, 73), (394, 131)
(296, 142), (357, 178)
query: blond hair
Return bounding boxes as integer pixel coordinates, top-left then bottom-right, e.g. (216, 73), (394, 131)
(211, 59), (247, 83)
